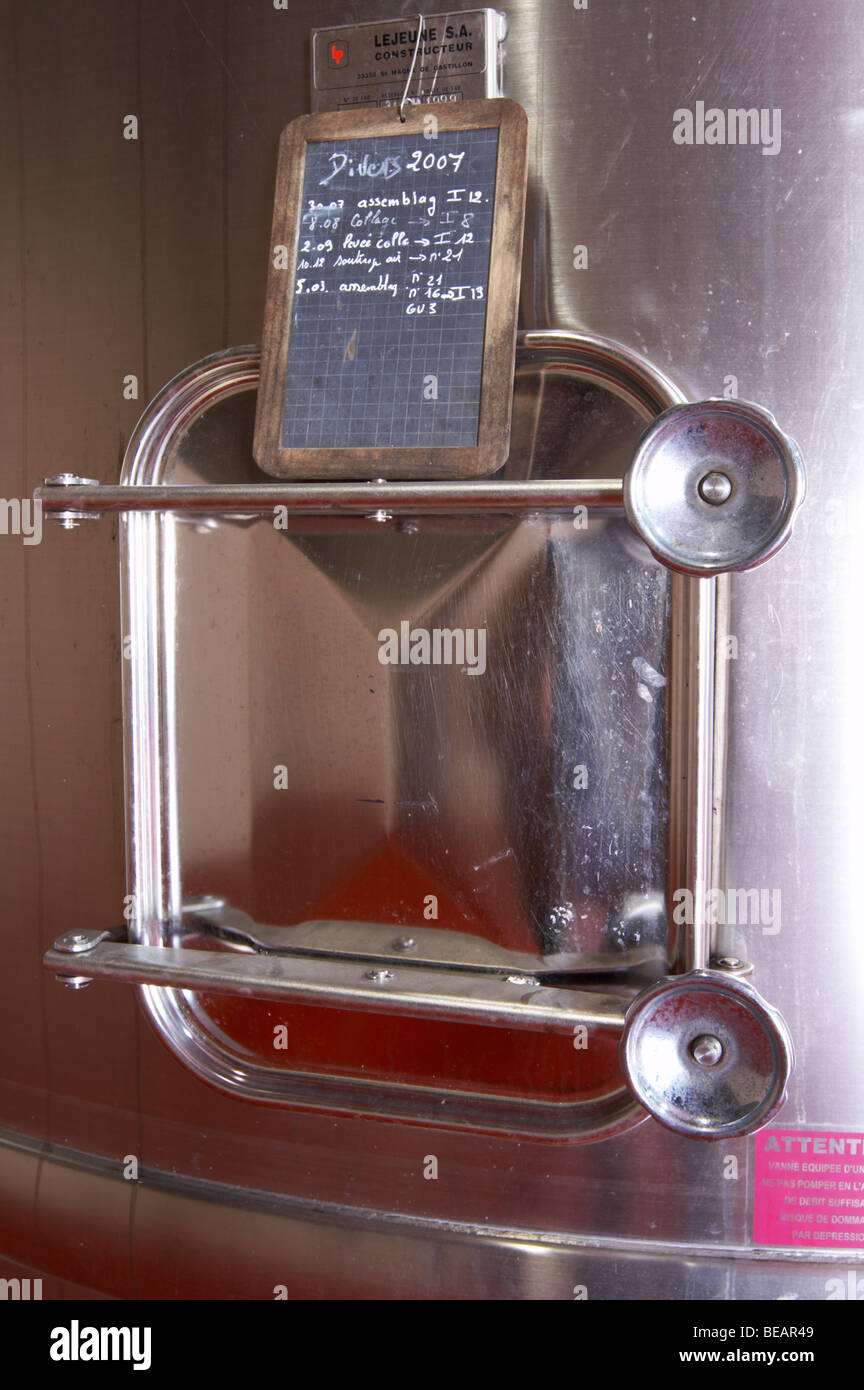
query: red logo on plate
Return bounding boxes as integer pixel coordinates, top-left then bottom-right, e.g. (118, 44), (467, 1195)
(328, 42), (348, 69)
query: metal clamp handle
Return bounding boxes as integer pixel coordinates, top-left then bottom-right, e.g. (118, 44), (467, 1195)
(619, 969), (794, 1139)
(45, 903), (642, 1035)
(624, 398), (806, 575)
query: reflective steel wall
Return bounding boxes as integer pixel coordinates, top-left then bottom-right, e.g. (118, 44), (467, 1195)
(1, 0), (861, 1298)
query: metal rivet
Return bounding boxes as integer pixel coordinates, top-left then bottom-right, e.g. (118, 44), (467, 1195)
(43, 475), (103, 527)
(392, 936), (416, 951)
(365, 968), (394, 983)
(698, 471), (733, 505)
(690, 1034), (725, 1067)
(43, 474), (100, 487)
(56, 931), (94, 954)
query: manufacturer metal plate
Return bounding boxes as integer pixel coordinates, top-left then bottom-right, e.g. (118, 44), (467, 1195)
(311, 10), (504, 113)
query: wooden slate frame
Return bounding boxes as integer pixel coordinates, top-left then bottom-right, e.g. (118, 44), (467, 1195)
(254, 98), (528, 480)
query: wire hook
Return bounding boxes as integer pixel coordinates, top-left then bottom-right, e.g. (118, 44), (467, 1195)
(399, 15), (425, 121)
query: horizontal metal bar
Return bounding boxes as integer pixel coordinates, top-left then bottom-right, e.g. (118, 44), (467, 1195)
(44, 939), (628, 1033)
(35, 479), (625, 517)
(179, 899), (666, 980)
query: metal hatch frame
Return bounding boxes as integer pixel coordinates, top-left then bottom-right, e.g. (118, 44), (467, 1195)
(40, 330), (755, 1141)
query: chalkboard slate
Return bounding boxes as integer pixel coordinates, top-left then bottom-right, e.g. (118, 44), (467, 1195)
(255, 100), (527, 480)
(281, 127), (498, 451)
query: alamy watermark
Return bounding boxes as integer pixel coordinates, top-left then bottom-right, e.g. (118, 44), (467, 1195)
(672, 886), (781, 935)
(50, 1322), (151, 1370)
(378, 620), (486, 675)
(0, 497), (41, 545)
(0, 1277), (42, 1299)
(673, 102), (781, 156)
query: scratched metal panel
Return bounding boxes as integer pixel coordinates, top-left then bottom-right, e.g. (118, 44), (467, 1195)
(116, 349), (670, 1136)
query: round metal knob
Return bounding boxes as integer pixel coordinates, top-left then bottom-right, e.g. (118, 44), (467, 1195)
(619, 970), (794, 1139)
(624, 399), (805, 575)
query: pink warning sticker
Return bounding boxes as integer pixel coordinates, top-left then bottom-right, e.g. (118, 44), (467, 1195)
(754, 1128), (864, 1249)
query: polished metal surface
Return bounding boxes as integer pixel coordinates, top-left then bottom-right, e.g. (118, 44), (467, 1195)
(50, 899), (665, 977)
(620, 970), (794, 1139)
(46, 935), (631, 1034)
(624, 400), (806, 575)
(115, 334), (693, 1141)
(0, 1123), (857, 1302)
(3, 0), (863, 1299)
(39, 478), (626, 515)
(173, 900), (664, 975)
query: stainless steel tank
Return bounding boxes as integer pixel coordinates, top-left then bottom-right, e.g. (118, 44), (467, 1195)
(1, 0), (861, 1303)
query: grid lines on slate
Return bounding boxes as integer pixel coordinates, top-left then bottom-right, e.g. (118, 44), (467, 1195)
(280, 126), (499, 451)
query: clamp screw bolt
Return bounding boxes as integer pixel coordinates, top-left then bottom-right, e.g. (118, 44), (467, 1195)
(690, 1034), (725, 1068)
(698, 471), (733, 505)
